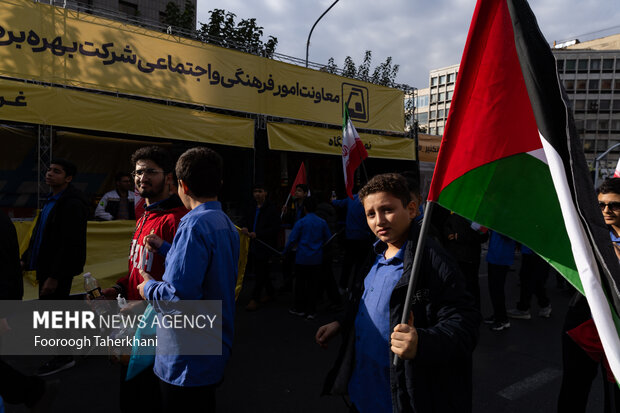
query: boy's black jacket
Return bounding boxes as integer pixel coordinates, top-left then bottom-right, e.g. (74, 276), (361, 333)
(323, 221), (481, 413)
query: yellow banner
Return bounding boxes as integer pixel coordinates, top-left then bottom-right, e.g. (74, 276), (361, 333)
(0, 0), (403, 132)
(418, 133), (441, 163)
(267, 122), (416, 161)
(15, 220), (250, 301)
(0, 78), (254, 147)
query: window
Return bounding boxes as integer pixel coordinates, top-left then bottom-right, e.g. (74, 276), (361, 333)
(119, 0), (138, 16)
(574, 99), (585, 110)
(599, 119), (610, 130)
(596, 140), (609, 152)
(585, 119), (597, 131)
(438, 92), (445, 102)
(430, 94), (437, 103)
(447, 90), (453, 100)
(447, 73), (456, 83)
(416, 112), (428, 124)
(588, 79), (599, 91)
(590, 59), (601, 71)
(612, 119), (620, 131)
(431, 77), (438, 86)
(601, 79), (612, 91)
(430, 127), (437, 135)
(439, 75), (446, 85)
(577, 59), (588, 72)
(587, 100), (599, 112)
(556, 59), (564, 71)
(603, 59), (614, 72)
(437, 126), (444, 135)
(438, 109), (444, 119)
(576, 80), (587, 91)
(613, 100), (620, 112)
(600, 100), (611, 111)
(430, 111), (436, 120)
(565, 59), (576, 71)
(564, 79), (575, 91)
(615, 80), (620, 91)
(574, 119), (585, 132)
(616, 59), (620, 72)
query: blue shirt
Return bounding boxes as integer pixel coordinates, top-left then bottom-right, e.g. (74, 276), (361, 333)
(28, 190), (63, 270)
(349, 241), (406, 413)
(332, 194), (372, 240)
(285, 213), (330, 265)
(144, 201), (240, 386)
(486, 231), (515, 266)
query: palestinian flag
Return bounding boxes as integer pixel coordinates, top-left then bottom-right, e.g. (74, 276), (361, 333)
(427, 0), (620, 380)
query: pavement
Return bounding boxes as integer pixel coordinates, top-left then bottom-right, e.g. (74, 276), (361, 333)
(3, 254), (608, 413)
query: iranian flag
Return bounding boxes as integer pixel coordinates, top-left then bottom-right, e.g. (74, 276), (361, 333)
(428, 0), (620, 380)
(614, 156), (620, 178)
(342, 104), (368, 199)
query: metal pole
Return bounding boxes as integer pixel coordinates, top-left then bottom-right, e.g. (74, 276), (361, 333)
(305, 0), (340, 68)
(393, 200), (435, 366)
(594, 142), (620, 188)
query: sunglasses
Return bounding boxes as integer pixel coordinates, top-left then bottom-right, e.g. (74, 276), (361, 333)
(598, 202), (620, 212)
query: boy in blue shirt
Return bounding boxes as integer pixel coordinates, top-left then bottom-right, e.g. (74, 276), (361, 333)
(316, 173), (479, 413)
(284, 196), (331, 319)
(138, 147), (239, 412)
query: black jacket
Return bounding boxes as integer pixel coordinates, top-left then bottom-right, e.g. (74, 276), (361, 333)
(22, 184), (89, 281)
(241, 200), (280, 257)
(0, 209), (22, 300)
(323, 222), (480, 413)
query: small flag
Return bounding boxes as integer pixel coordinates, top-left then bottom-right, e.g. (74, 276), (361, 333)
(342, 104), (368, 199)
(613, 156), (620, 178)
(289, 163), (307, 197)
(427, 0), (620, 380)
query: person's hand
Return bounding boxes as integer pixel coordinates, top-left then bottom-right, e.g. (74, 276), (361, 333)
(391, 312), (418, 360)
(137, 269), (153, 300)
(0, 318), (10, 336)
(40, 278), (58, 297)
(447, 233), (458, 241)
(281, 205), (287, 214)
(101, 287), (119, 300)
(143, 233), (163, 252)
(249, 232), (257, 239)
(241, 227), (249, 236)
(315, 321), (341, 349)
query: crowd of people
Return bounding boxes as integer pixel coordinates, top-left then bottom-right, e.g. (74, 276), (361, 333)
(1, 143), (619, 412)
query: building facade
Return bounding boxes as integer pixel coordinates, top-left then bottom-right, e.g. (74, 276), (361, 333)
(71, 0), (196, 27)
(415, 64), (459, 137)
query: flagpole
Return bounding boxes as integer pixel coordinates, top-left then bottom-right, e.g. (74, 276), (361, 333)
(280, 193), (291, 219)
(393, 200), (435, 366)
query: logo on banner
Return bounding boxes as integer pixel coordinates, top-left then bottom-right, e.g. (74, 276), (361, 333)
(342, 83), (369, 123)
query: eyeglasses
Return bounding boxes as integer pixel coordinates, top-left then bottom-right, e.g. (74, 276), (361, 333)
(131, 168), (164, 178)
(598, 202), (620, 212)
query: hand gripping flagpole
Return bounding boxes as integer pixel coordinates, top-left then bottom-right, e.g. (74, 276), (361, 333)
(393, 200), (435, 366)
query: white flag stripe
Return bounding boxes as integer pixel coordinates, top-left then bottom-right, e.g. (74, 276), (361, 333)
(614, 156), (620, 178)
(526, 148), (548, 165)
(540, 133), (620, 381)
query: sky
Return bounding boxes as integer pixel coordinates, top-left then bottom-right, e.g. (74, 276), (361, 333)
(195, 0), (620, 89)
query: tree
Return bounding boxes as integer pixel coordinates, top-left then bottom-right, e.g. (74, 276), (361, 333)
(329, 50), (400, 87)
(161, 1), (196, 32)
(197, 9), (278, 58)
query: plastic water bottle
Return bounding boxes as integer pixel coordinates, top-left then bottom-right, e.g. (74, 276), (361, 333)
(83, 272), (103, 300)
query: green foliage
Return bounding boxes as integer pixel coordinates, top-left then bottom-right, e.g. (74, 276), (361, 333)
(332, 50), (400, 87)
(162, 1), (195, 32)
(197, 9), (278, 58)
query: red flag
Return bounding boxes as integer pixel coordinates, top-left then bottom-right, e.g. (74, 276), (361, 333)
(289, 163), (307, 197)
(342, 105), (368, 199)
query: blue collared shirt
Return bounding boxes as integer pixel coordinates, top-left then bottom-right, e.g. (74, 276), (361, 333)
(28, 190), (64, 270)
(332, 194), (372, 240)
(348, 241), (407, 413)
(284, 212), (331, 265)
(486, 231), (515, 266)
(144, 201), (239, 387)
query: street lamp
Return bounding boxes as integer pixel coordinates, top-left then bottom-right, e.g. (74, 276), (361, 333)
(594, 142), (620, 188)
(305, 0), (340, 68)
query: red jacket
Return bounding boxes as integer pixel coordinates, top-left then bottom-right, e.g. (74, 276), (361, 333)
(116, 195), (187, 300)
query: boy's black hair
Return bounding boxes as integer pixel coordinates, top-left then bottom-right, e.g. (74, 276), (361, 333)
(131, 146), (174, 173)
(50, 158), (77, 178)
(358, 173), (412, 207)
(252, 182), (267, 191)
(115, 172), (131, 182)
(597, 177), (620, 195)
(175, 147), (223, 198)
(302, 196), (318, 213)
(295, 183), (309, 193)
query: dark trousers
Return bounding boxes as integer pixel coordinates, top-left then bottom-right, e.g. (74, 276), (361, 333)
(159, 379), (215, 412)
(0, 359), (45, 407)
(120, 364), (162, 413)
(294, 264), (320, 315)
(340, 239), (371, 290)
(487, 263), (509, 321)
(318, 249), (341, 306)
(250, 255), (274, 301)
(38, 276), (73, 299)
(516, 253), (550, 311)
(557, 330), (620, 412)
(458, 261), (481, 310)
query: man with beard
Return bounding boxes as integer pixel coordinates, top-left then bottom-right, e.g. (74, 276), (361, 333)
(101, 146), (186, 413)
